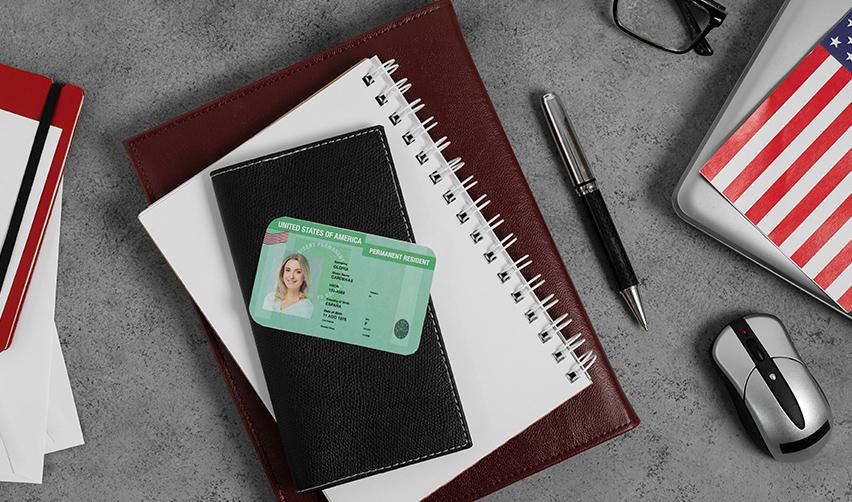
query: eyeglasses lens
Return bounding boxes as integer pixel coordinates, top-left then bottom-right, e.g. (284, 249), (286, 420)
(616, 0), (712, 52)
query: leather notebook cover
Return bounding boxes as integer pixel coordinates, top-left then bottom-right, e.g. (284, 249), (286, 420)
(123, 1), (639, 500)
(209, 127), (471, 492)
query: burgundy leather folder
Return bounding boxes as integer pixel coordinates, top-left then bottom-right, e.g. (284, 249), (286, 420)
(123, 1), (639, 500)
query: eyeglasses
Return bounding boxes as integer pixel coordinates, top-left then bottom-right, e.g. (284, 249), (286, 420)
(613, 0), (727, 56)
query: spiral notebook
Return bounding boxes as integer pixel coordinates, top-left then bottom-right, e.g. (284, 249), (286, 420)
(139, 57), (595, 500)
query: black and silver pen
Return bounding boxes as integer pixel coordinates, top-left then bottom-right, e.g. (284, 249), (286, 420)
(541, 92), (648, 330)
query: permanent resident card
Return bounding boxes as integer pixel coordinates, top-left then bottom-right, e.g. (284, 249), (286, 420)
(249, 216), (435, 355)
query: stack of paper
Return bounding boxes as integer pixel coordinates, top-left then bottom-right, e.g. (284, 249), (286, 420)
(0, 189), (84, 483)
(138, 57), (593, 500)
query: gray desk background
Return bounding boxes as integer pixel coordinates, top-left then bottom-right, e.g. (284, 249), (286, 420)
(1, 0), (850, 500)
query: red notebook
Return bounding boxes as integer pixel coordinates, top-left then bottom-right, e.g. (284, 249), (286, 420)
(123, 1), (639, 500)
(0, 65), (84, 352)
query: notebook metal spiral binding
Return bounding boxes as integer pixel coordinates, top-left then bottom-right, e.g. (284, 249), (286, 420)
(363, 58), (596, 383)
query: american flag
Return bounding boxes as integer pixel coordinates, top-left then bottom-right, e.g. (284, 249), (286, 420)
(701, 10), (852, 313)
(263, 231), (289, 245)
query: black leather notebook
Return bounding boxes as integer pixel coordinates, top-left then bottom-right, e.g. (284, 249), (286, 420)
(209, 126), (471, 493)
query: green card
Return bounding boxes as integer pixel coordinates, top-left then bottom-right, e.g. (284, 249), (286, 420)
(249, 216), (435, 356)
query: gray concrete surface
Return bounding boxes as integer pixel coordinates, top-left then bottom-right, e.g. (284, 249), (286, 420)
(1, 0), (849, 500)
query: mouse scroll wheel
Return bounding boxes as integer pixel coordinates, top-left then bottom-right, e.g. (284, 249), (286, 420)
(746, 339), (765, 362)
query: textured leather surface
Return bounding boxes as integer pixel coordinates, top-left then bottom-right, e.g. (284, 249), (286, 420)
(123, 1), (639, 500)
(209, 127), (471, 493)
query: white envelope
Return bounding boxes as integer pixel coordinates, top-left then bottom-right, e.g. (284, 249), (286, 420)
(45, 321), (84, 455)
(0, 191), (82, 483)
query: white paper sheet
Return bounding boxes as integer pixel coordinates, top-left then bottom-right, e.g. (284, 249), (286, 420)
(0, 190), (61, 483)
(45, 321), (84, 455)
(0, 108), (61, 319)
(0, 190), (84, 483)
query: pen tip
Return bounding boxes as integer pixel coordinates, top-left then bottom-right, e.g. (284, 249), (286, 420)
(620, 286), (648, 332)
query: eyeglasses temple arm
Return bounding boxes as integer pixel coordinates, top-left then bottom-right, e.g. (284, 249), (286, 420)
(676, 0), (713, 56)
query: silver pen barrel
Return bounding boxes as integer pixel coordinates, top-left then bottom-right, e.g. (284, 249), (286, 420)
(540, 92), (596, 192)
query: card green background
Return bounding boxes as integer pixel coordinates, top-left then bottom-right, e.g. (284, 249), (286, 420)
(249, 217), (435, 356)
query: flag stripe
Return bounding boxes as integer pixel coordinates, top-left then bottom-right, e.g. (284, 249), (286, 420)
(701, 46), (831, 180)
(765, 149), (852, 243)
(706, 56), (841, 190)
(790, 195), (851, 266)
(825, 262), (852, 300)
(837, 286), (852, 311)
(722, 69), (852, 202)
(776, 173), (852, 249)
(736, 85), (852, 215)
(814, 239), (852, 288)
(803, 217), (852, 275)
(744, 102), (852, 223)
(757, 134), (852, 234)
(263, 232), (289, 245)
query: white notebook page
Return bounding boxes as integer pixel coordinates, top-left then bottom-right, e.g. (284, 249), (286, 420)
(0, 108), (61, 316)
(139, 58), (591, 501)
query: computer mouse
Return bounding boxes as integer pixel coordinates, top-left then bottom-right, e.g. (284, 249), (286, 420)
(712, 314), (832, 462)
